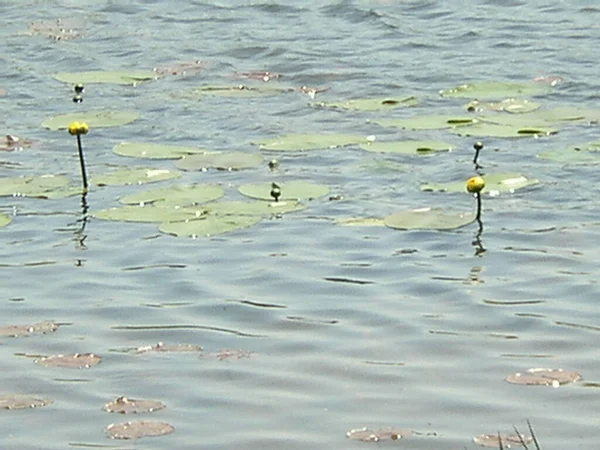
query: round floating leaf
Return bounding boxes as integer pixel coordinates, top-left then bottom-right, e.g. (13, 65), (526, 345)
(532, 106), (600, 124)
(336, 217), (386, 227)
(106, 421), (174, 440)
(0, 394), (54, 410)
(0, 174), (69, 197)
(202, 200), (305, 216)
(54, 71), (160, 85)
(346, 427), (412, 442)
(159, 215), (262, 238)
(316, 96), (419, 111)
(422, 173), (539, 195)
(440, 81), (551, 99)
(384, 207), (475, 230)
(375, 115), (477, 130)
(0, 213), (11, 227)
(113, 142), (208, 160)
(465, 98), (540, 114)
(42, 110), (140, 130)
(120, 184), (224, 207)
(103, 397), (166, 414)
(93, 205), (206, 223)
(92, 168), (181, 186)
(538, 142), (600, 163)
(34, 353), (102, 369)
(187, 85), (290, 98)
(134, 342), (203, 354)
(360, 140), (453, 154)
(505, 368), (582, 387)
(239, 181), (329, 201)
(473, 433), (532, 448)
(256, 133), (367, 151)
(451, 122), (558, 138)
(0, 321), (59, 337)
(176, 152), (264, 171)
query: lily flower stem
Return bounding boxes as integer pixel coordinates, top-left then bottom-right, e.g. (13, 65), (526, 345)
(76, 134), (88, 191)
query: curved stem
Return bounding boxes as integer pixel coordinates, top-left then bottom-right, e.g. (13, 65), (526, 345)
(76, 134), (88, 191)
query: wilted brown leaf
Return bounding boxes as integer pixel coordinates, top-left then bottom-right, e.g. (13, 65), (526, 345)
(505, 368), (582, 387)
(34, 353), (101, 369)
(106, 421), (174, 439)
(0, 394), (53, 410)
(346, 427), (412, 442)
(103, 396), (165, 414)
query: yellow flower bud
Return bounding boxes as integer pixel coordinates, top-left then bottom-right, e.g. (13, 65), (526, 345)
(466, 176), (485, 194)
(68, 121), (81, 136)
(78, 122), (89, 135)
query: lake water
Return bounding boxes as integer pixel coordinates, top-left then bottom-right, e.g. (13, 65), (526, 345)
(1, 0), (599, 448)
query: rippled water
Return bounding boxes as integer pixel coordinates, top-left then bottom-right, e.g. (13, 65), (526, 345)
(1, 0), (600, 448)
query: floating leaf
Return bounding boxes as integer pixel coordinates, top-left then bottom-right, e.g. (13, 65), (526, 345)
(186, 85), (290, 98)
(316, 96), (419, 111)
(0, 213), (11, 227)
(0, 174), (69, 197)
(134, 342), (203, 354)
(154, 60), (205, 76)
(375, 115), (477, 130)
(120, 184), (224, 207)
(336, 217), (386, 227)
(0, 394), (54, 410)
(473, 433), (532, 448)
(239, 181), (329, 200)
(256, 133), (367, 151)
(103, 396), (166, 414)
(159, 215), (262, 238)
(538, 142), (600, 163)
(360, 140), (453, 154)
(384, 207), (475, 230)
(54, 71), (159, 85)
(26, 18), (82, 40)
(113, 142), (208, 160)
(106, 421), (174, 440)
(92, 168), (181, 186)
(34, 353), (102, 369)
(202, 200), (304, 216)
(505, 368), (582, 386)
(346, 427), (412, 442)
(93, 205), (205, 223)
(451, 122), (558, 138)
(465, 98), (540, 114)
(0, 321), (58, 337)
(204, 349), (254, 360)
(422, 173), (539, 195)
(440, 81), (551, 99)
(42, 110), (140, 130)
(176, 152), (264, 171)
(531, 106), (600, 124)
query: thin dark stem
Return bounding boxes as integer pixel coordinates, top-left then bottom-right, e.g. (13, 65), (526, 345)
(473, 148), (481, 168)
(513, 425), (529, 450)
(76, 134), (88, 191)
(497, 431), (504, 450)
(527, 420), (540, 450)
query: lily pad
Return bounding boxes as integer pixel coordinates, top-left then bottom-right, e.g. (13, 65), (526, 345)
(256, 133), (367, 151)
(316, 96), (419, 111)
(175, 151), (264, 171)
(202, 200), (305, 216)
(359, 140), (454, 154)
(0, 321), (59, 337)
(450, 122), (558, 138)
(239, 181), (329, 200)
(113, 142), (208, 160)
(384, 207), (476, 230)
(505, 368), (582, 387)
(374, 115), (477, 130)
(103, 396), (166, 414)
(440, 81), (552, 99)
(465, 98), (540, 114)
(336, 217), (386, 227)
(0, 394), (54, 410)
(106, 421), (174, 439)
(34, 353), (102, 369)
(134, 342), (203, 354)
(54, 71), (159, 85)
(93, 205), (206, 223)
(0, 174), (70, 197)
(538, 142), (600, 163)
(42, 111), (140, 130)
(346, 427), (412, 442)
(187, 85), (290, 98)
(92, 168), (181, 186)
(204, 349), (255, 360)
(120, 184), (224, 207)
(473, 433), (532, 448)
(0, 213), (11, 227)
(422, 173), (539, 195)
(159, 215), (262, 238)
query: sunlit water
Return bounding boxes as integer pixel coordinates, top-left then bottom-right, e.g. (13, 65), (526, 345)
(1, 1), (600, 448)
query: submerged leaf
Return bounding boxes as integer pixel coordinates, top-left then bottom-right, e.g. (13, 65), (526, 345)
(256, 133), (367, 151)
(54, 71), (159, 85)
(375, 115), (477, 130)
(505, 368), (582, 386)
(239, 181), (329, 200)
(120, 184), (224, 207)
(538, 142), (600, 163)
(0, 174), (69, 197)
(106, 421), (174, 439)
(176, 152), (264, 171)
(42, 111), (140, 130)
(34, 353), (102, 369)
(113, 142), (208, 159)
(159, 215), (262, 237)
(134, 342), (203, 354)
(0, 394), (54, 410)
(336, 217), (386, 227)
(186, 85), (290, 98)
(316, 96), (418, 111)
(422, 173), (539, 195)
(202, 200), (305, 216)
(384, 207), (475, 230)
(92, 168), (181, 186)
(360, 140), (453, 154)
(93, 205), (205, 223)
(440, 81), (552, 99)
(103, 396), (166, 414)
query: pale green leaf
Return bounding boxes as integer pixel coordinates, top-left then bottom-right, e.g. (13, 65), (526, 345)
(421, 173), (539, 194)
(359, 140), (453, 154)
(159, 215), (262, 237)
(120, 184), (224, 207)
(53, 71), (160, 85)
(238, 181), (329, 201)
(176, 152), (264, 171)
(92, 168), (181, 186)
(316, 96), (419, 111)
(113, 142), (208, 160)
(42, 111), (140, 130)
(256, 133), (367, 151)
(384, 208), (476, 230)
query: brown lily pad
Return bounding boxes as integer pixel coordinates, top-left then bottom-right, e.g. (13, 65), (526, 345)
(135, 342), (203, 354)
(103, 396), (166, 414)
(473, 433), (532, 448)
(0, 321), (59, 337)
(153, 60), (206, 76)
(204, 349), (254, 360)
(233, 71), (281, 82)
(505, 368), (582, 386)
(3, 135), (36, 152)
(346, 427), (412, 442)
(0, 394), (54, 410)
(34, 353), (102, 369)
(25, 18), (83, 40)
(106, 421), (174, 440)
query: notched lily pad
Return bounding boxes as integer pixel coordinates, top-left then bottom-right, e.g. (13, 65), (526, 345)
(113, 142), (208, 160)
(103, 396), (166, 414)
(360, 140), (453, 154)
(176, 152), (264, 171)
(384, 208), (475, 230)
(120, 184), (224, 207)
(92, 205), (205, 223)
(34, 353), (102, 369)
(440, 81), (552, 99)
(0, 321), (59, 337)
(505, 368), (582, 386)
(0, 174), (69, 197)
(134, 342), (203, 354)
(316, 96), (418, 111)
(106, 421), (174, 440)
(92, 168), (181, 186)
(54, 71), (160, 85)
(256, 133), (367, 151)
(0, 213), (12, 228)
(422, 173), (539, 195)
(42, 111), (140, 130)
(159, 215), (262, 238)
(375, 114), (478, 130)
(346, 427), (412, 442)
(473, 433), (532, 448)
(239, 181), (329, 200)
(0, 394), (54, 410)
(202, 200), (304, 216)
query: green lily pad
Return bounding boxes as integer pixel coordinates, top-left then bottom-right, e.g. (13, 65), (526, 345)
(0, 213), (11, 227)
(42, 111), (140, 130)
(538, 141), (600, 163)
(359, 140), (454, 154)
(316, 96), (419, 111)
(202, 200), (305, 216)
(374, 115), (478, 130)
(120, 184), (224, 207)
(465, 98), (541, 114)
(421, 173), (539, 194)
(384, 207), (476, 230)
(440, 81), (551, 99)
(93, 205), (206, 223)
(256, 133), (367, 152)
(92, 168), (181, 186)
(187, 85), (290, 98)
(530, 106), (600, 124)
(175, 152), (264, 171)
(239, 181), (329, 201)
(0, 174), (70, 197)
(39, 185), (85, 199)
(113, 142), (208, 160)
(159, 215), (262, 238)
(336, 217), (386, 227)
(450, 122), (558, 138)
(53, 71), (160, 85)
